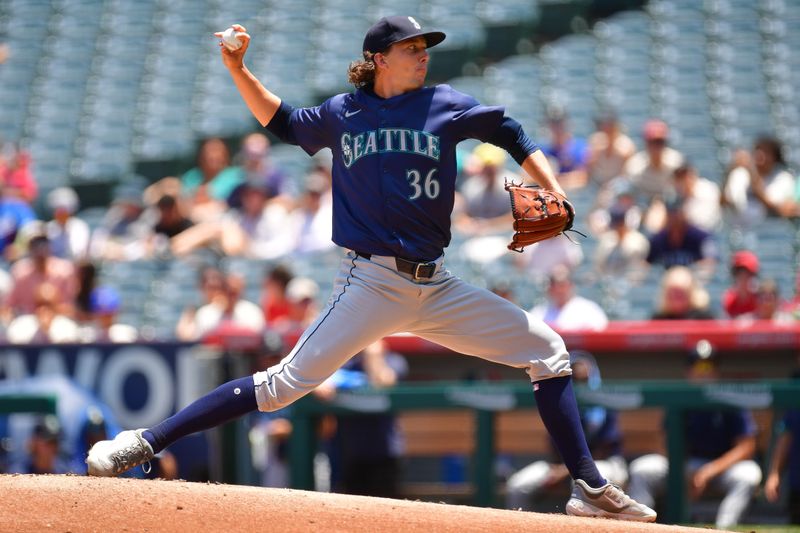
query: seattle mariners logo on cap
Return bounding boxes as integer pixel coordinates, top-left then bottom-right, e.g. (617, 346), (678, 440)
(362, 15), (446, 53)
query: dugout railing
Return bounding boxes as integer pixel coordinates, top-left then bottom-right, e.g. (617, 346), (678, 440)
(288, 380), (800, 524)
(0, 395), (57, 417)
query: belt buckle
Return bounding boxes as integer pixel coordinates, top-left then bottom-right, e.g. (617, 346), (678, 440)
(413, 261), (436, 280)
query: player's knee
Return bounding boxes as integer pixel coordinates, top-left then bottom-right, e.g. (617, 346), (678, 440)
(629, 454), (667, 478)
(729, 460), (762, 487)
(252, 370), (293, 412)
(526, 348), (570, 381)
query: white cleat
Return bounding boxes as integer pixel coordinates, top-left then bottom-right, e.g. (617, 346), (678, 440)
(566, 479), (657, 522)
(86, 429), (154, 477)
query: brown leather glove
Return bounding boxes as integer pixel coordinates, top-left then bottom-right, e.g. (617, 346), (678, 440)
(505, 183), (575, 252)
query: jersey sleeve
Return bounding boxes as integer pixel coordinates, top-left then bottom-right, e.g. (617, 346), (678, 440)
(286, 103), (333, 155)
(448, 87), (505, 143)
(266, 99), (333, 156)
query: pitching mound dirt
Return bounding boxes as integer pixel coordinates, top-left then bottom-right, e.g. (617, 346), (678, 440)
(2, 474), (716, 532)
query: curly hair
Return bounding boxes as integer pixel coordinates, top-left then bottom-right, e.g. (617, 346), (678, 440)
(347, 52), (377, 88)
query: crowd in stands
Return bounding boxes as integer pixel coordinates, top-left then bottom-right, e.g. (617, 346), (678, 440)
(0, 108), (799, 344)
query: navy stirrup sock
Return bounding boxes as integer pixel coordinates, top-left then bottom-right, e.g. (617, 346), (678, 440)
(533, 375), (607, 488)
(142, 376), (257, 454)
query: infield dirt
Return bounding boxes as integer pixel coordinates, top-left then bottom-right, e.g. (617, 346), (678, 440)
(1, 474), (725, 532)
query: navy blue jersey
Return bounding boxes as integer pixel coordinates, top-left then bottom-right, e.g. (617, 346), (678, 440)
(646, 224), (716, 268)
(282, 84), (505, 261)
(684, 409), (757, 460)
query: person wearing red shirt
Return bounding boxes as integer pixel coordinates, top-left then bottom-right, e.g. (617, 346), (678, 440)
(260, 264), (293, 324)
(722, 250), (760, 318)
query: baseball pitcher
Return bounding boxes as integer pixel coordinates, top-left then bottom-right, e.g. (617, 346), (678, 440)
(87, 16), (654, 522)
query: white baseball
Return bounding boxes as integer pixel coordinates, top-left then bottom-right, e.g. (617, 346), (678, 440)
(220, 27), (242, 51)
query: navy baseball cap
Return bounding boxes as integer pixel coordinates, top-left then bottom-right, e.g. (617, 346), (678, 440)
(363, 16), (446, 53)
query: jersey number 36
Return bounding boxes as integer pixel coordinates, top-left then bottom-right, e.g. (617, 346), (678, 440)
(406, 168), (440, 200)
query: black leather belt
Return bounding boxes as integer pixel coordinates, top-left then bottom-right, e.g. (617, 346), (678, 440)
(354, 251), (437, 280)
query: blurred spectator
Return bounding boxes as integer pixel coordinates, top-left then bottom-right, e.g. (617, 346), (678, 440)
(670, 163), (721, 233)
(627, 341), (762, 529)
(646, 163), (722, 233)
(529, 266), (608, 331)
(181, 138), (243, 220)
(645, 197), (717, 277)
(153, 194), (194, 240)
(220, 182), (291, 259)
(453, 143), (516, 236)
(0, 182), (36, 260)
(5, 282), (79, 343)
(0, 143), (37, 204)
(587, 177), (643, 236)
(182, 272), (264, 341)
(7, 415), (71, 474)
(322, 340), (406, 498)
(283, 175), (335, 256)
(141, 193), (191, 259)
(651, 266), (713, 320)
(593, 203), (650, 280)
(74, 260), (98, 324)
(172, 181), (290, 259)
(721, 250), (760, 318)
(45, 187), (90, 260)
(587, 110), (636, 188)
(737, 279), (795, 325)
(79, 286), (138, 343)
(227, 132), (293, 210)
(272, 277), (320, 333)
(260, 265), (294, 325)
(506, 351), (627, 510)
(176, 266), (226, 341)
(5, 233), (77, 318)
(541, 110), (589, 190)
(89, 184), (150, 261)
(722, 136), (797, 222)
(624, 119), (684, 204)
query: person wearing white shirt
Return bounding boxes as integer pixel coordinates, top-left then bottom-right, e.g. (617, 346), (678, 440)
(529, 266), (608, 331)
(6, 283), (78, 344)
(193, 272), (265, 340)
(588, 110), (636, 187)
(45, 187), (90, 260)
(647, 164), (722, 234)
(673, 164), (721, 232)
(624, 120), (684, 203)
(722, 136), (797, 223)
(594, 204), (650, 280)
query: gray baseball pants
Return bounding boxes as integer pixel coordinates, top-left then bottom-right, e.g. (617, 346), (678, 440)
(253, 251), (571, 411)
